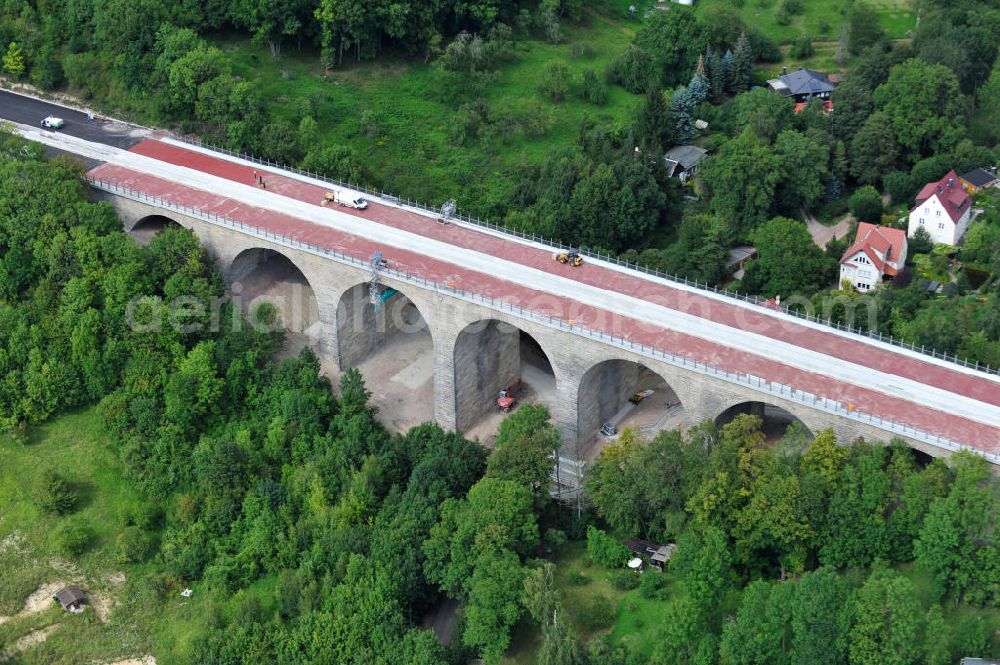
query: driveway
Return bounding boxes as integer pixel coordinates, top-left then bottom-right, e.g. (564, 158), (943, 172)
(805, 210), (852, 249)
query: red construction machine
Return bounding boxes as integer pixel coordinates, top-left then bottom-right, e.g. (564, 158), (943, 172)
(497, 379), (523, 413)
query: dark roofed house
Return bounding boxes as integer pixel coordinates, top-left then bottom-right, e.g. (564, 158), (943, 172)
(53, 585), (87, 612)
(664, 145), (707, 183)
(960, 167), (998, 194)
(767, 68), (837, 106)
(627, 538), (657, 557)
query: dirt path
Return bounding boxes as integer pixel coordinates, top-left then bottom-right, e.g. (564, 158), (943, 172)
(0, 581), (66, 625)
(584, 6), (635, 36)
(0, 624), (61, 662)
(804, 209), (852, 249)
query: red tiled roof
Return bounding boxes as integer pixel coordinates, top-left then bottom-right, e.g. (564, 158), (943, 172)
(913, 170), (971, 224)
(840, 222), (907, 277)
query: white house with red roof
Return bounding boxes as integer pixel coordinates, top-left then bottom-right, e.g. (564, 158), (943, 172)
(840, 222), (908, 292)
(908, 170), (972, 246)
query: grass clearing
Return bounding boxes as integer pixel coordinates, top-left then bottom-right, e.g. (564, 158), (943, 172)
(0, 408), (299, 664)
(212, 7), (639, 216)
(697, 0), (915, 44)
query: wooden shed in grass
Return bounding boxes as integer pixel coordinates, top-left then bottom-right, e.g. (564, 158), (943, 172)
(53, 586), (87, 612)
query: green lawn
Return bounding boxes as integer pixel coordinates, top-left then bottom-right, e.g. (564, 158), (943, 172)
(504, 541), (679, 663)
(505, 540), (1000, 663)
(0, 408), (277, 664)
(213, 6), (639, 218)
(696, 0), (916, 44)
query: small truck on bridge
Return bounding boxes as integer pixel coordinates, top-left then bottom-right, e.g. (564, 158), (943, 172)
(324, 190), (369, 210)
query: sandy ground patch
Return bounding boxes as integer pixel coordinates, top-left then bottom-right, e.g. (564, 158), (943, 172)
(0, 581), (66, 625)
(0, 623), (61, 662)
(90, 591), (115, 623)
(94, 656), (156, 665)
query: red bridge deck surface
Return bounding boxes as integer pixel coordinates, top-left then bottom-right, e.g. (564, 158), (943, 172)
(127, 140), (1000, 412)
(89, 160), (1000, 450)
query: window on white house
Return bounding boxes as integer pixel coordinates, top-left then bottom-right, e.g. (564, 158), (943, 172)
(938, 222), (945, 230)
(937, 210), (941, 216)
(919, 218), (925, 225)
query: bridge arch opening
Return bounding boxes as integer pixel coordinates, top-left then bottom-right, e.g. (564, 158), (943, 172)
(336, 282), (434, 431)
(452, 319), (557, 445)
(130, 214), (182, 245)
(578, 359), (684, 460)
(228, 248), (320, 355)
(714, 402), (812, 442)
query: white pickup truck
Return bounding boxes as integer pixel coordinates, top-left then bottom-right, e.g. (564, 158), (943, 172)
(324, 189), (368, 210)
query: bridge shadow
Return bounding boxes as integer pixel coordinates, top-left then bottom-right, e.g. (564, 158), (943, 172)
(579, 359), (685, 461)
(337, 283), (435, 433)
(715, 402), (812, 443)
(129, 214), (182, 246)
(455, 320), (557, 447)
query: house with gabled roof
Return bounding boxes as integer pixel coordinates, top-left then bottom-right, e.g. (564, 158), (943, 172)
(664, 145), (707, 183)
(907, 170), (972, 246)
(840, 222), (908, 292)
(766, 67), (837, 104)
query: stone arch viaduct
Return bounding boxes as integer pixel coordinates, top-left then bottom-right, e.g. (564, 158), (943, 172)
(107, 194), (994, 469)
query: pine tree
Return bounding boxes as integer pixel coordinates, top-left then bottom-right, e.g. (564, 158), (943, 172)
(688, 67), (709, 104)
(705, 49), (725, 102)
(633, 86), (671, 151)
(670, 86), (698, 144)
(732, 32), (753, 92)
(722, 49), (735, 94)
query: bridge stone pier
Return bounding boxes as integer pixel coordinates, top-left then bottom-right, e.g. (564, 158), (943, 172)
(103, 192), (976, 467)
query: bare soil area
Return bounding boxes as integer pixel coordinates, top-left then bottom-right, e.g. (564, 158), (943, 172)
(0, 581), (66, 625)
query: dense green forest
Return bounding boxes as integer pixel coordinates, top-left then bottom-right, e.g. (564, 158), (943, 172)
(2, 127), (1000, 664)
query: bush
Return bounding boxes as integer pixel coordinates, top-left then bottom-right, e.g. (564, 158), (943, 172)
(909, 226), (934, 255)
(521, 99), (555, 137)
(51, 520), (91, 556)
(581, 69), (608, 105)
(608, 570), (640, 590)
(782, 0), (805, 14)
(568, 571), (589, 586)
(539, 61), (571, 102)
(301, 144), (370, 185)
(790, 35), (814, 59)
(849, 185), (884, 222)
(586, 526), (631, 568)
(37, 470), (78, 515)
(884, 170), (914, 205)
(775, 7), (792, 26)
(749, 28), (783, 63)
(575, 595), (615, 631)
(639, 570), (667, 598)
(116, 526), (155, 563)
(118, 503), (160, 530)
(544, 528), (567, 551)
(607, 46), (657, 94)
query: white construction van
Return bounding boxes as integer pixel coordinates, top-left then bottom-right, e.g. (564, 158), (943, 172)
(324, 190), (368, 209)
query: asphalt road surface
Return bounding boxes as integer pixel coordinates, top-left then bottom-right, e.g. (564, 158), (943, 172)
(1, 88), (147, 150)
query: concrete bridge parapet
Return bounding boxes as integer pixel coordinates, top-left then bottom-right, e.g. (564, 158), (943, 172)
(99, 190), (983, 465)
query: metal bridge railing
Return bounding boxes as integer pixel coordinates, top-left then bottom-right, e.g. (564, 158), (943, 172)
(90, 176), (999, 463)
(164, 135), (998, 378)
